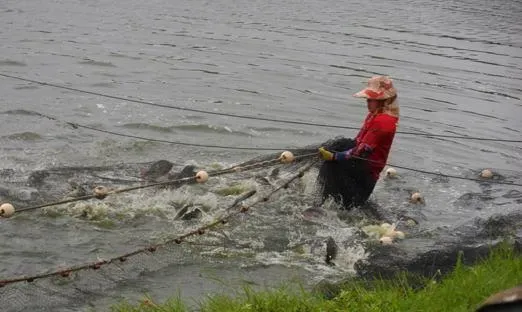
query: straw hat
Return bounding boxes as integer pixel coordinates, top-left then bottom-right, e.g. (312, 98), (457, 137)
(353, 76), (397, 100)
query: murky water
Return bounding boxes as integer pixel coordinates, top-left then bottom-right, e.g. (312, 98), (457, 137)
(1, 0), (521, 310)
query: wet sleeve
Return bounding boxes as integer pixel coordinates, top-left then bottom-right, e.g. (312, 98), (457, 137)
(334, 148), (354, 161)
(357, 118), (388, 154)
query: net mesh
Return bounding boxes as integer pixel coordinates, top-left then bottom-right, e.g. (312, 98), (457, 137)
(2, 138), (522, 311)
(316, 137), (376, 210)
(0, 242), (194, 312)
(0, 150), (330, 312)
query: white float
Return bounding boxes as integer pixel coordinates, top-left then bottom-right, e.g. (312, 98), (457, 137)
(280, 151), (295, 164)
(0, 203), (15, 218)
(195, 170), (209, 183)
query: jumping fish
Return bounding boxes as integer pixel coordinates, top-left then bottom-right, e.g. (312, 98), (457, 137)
(325, 236), (338, 266)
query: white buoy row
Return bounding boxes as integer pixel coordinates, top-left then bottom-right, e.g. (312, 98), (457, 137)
(383, 166), (496, 205)
(384, 167), (425, 204)
(386, 167), (495, 180)
(0, 151), (298, 219)
(374, 166), (496, 246)
(0, 156), (493, 222)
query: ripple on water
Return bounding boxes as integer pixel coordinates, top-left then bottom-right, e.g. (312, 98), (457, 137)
(78, 59), (117, 67)
(0, 0), (521, 310)
(3, 132), (42, 141)
(118, 123), (173, 133)
(0, 59), (27, 66)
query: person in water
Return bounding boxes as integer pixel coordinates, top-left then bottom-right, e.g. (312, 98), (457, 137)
(317, 75), (399, 209)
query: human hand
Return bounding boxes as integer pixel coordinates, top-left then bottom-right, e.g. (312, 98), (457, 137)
(318, 147), (334, 161)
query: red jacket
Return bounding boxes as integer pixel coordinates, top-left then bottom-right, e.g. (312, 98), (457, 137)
(354, 113), (398, 181)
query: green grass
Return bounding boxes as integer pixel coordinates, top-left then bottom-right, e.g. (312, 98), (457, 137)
(111, 243), (521, 312)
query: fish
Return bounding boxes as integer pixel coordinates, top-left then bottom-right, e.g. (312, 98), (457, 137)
(0, 161), (199, 207)
(254, 167), (280, 187)
(302, 207), (327, 219)
(140, 160), (197, 188)
(140, 160), (174, 181)
(174, 204), (203, 221)
(325, 236), (338, 266)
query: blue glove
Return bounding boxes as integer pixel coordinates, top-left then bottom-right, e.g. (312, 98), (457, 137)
(334, 148), (354, 161)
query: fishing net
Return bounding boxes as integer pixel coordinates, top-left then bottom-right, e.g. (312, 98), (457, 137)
(7, 133), (498, 311)
(1, 146), (343, 312)
(2, 134), (522, 311)
(315, 137), (377, 210)
(0, 244), (192, 312)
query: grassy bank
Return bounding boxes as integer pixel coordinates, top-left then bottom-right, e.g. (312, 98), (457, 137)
(111, 244), (521, 312)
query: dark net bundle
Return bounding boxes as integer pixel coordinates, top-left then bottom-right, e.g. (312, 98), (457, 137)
(0, 138), (377, 312)
(315, 136), (376, 210)
(240, 136), (376, 211)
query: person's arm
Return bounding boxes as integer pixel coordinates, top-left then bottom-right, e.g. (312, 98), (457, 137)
(318, 114), (380, 162)
(355, 117), (393, 158)
(318, 146), (355, 161)
(335, 125), (379, 161)
(330, 114), (374, 161)
(333, 147), (355, 161)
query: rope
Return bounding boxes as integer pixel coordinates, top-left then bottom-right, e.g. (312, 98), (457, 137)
(25, 111), (290, 151)
(0, 190), (257, 287)
(349, 155), (522, 187)
(0, 159), (317, 287)
(1, 73), (520, 143)
(10, 152), (317, 215)
(1, 148), (518, 217)
(15, 112), (521, 187)
(0, 147), (518, 286)
(0, 143), (517, 216)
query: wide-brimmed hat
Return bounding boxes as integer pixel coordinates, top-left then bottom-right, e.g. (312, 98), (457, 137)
(353, 76), (397, 100)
